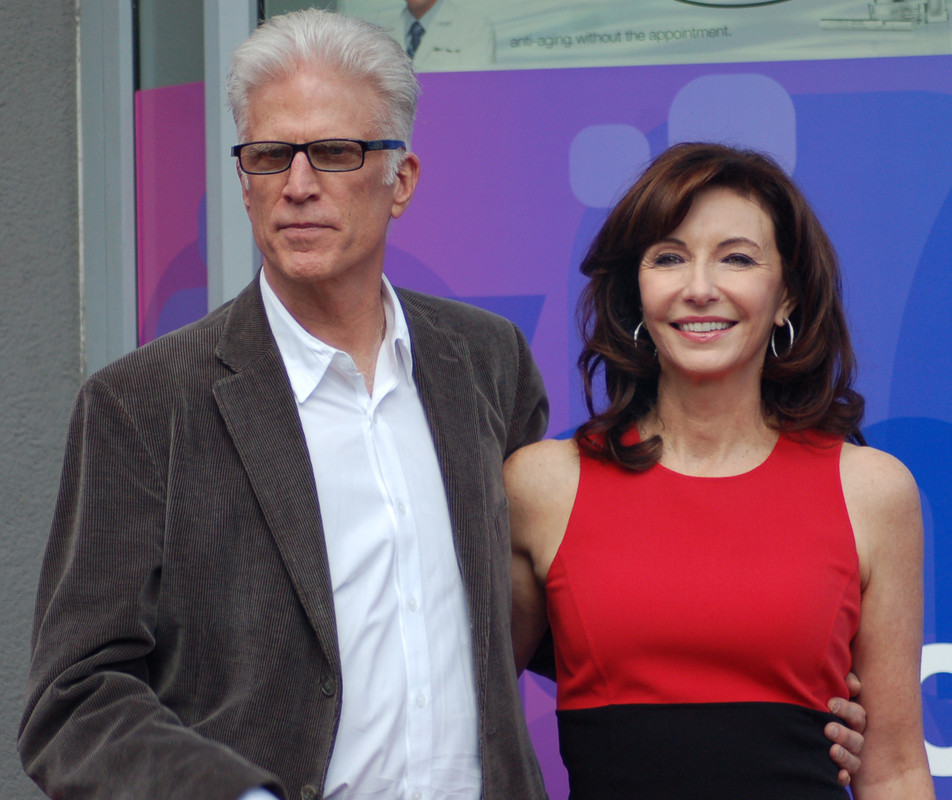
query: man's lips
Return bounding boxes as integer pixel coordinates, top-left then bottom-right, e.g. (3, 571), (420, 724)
(279, 221), (332, 231)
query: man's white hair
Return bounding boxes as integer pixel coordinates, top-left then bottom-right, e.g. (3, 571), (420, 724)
(226, 9), (420, 184)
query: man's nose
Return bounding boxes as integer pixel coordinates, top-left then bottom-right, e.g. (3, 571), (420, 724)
(283, 150), (321, 200)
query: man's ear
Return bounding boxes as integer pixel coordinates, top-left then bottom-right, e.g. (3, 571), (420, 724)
(390, 152), (420, 219)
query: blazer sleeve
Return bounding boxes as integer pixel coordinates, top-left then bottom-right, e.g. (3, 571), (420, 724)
(505, 324), (549, 456)
(18, 377), (284, 800)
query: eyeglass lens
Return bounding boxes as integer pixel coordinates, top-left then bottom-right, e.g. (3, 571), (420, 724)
(240, 140), (366, 174)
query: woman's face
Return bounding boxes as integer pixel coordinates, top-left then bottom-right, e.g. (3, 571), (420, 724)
(638, 186), (793, 387)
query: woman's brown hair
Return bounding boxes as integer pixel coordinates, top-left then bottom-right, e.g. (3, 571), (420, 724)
(575, 142), (865, 470)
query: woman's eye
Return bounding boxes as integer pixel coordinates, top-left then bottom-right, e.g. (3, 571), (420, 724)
(651, 252), (682, 266)
(724, 253), (756, 266)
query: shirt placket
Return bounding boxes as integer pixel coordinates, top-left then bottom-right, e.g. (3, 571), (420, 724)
(364, 375), (433, 800)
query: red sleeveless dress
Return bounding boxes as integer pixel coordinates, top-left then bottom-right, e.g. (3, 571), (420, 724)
(547, 431), (860, 798)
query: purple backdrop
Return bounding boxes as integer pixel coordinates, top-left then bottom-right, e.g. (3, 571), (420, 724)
(135, 54), (952, 795)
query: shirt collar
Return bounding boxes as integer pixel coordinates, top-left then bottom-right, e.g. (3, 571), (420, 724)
(383, 275), (415, 386)
(261, 270), (414, 404)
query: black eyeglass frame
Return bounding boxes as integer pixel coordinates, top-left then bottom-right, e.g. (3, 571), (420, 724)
(230, 138), (406, 174)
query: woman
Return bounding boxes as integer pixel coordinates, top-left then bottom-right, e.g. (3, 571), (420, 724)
(506, 143), (932, 798)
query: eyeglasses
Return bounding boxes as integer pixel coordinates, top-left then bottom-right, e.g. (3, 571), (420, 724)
(231, 138), (406, 175)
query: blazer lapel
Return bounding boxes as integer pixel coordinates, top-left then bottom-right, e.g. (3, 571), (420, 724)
(398, 291), (492, 683)
(212, 281), (340, 672)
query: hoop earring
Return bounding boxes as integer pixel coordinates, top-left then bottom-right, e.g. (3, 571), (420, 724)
(633, 321), (645, 344)
(770, 317), (795, 358)
(633, 321), (657, 356)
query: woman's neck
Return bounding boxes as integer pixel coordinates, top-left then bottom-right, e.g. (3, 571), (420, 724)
(641, 373), (777, 477)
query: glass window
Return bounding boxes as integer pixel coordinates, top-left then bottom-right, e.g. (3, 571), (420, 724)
(135, 0), (204, 90)
(263, 1), (338, 18)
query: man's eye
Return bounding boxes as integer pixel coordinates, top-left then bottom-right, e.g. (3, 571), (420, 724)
(311, 142), (357, 161)
(249, 144), (289, 161)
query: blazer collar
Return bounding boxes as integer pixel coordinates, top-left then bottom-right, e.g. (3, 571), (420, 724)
(212, 278), (341, 672)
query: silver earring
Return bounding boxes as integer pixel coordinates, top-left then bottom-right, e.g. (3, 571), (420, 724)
(633, 321), (657, 356)
(770, 317), (795, 358)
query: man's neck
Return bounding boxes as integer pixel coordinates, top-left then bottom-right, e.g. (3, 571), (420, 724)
(262, 266), (388, 386)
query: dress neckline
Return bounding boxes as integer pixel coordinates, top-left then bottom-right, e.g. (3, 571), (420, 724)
(624, 425), (785, 480)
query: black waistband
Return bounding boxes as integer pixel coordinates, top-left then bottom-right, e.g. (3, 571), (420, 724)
(557, 701), (849, 800)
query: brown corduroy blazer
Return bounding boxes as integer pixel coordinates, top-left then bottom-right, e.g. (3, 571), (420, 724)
(19, 277), (550, 800)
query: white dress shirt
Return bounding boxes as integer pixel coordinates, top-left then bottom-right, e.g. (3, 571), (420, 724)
(260, 272), (481, 800)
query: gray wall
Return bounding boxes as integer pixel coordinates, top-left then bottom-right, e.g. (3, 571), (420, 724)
(0, 1), (81, 797)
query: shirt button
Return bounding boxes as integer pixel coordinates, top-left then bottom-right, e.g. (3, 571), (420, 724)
(407, 595), (418, 612)
(397, 502), (407, 516)
(411, 792), (423, 800)
(416, 692), (427, 708)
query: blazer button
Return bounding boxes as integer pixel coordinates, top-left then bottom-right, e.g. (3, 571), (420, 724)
(301, 785), (318, 800)
(320, 676), (337, 697)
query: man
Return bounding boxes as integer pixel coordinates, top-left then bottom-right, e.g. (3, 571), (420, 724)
(19, 9), (863, 800)
(354, 0), (496, 70)
(19, 11), (544, 800)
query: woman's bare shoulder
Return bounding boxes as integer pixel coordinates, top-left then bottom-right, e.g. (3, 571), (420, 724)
(840, 442), (920, 516)
(840, 442), (923, 585)
(505, 439), (579, 497)
(507, 437), (579, 468)
(504, 439), (581, 541)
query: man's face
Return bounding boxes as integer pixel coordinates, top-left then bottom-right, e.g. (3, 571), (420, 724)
(405, 0), (439, 19)
(240, 64), (418, 308)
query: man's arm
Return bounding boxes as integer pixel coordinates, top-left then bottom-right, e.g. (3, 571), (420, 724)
(19, 378), (282, 800)
(504, 324), (549, 455)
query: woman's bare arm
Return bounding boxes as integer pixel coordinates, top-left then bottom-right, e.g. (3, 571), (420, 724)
(505, 439), (579, 674)
(842, 444), (934, 798)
